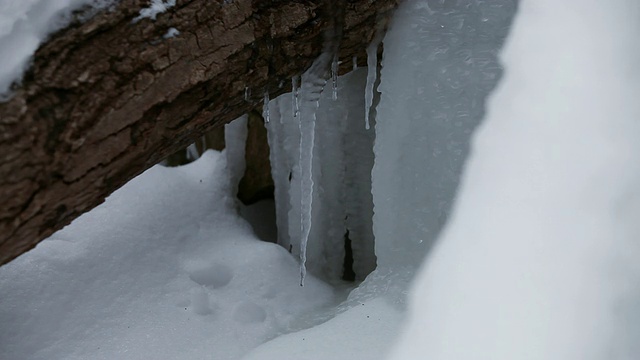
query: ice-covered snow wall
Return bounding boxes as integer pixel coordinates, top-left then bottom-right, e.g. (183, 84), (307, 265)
(372, 0), (516, 273)
(265, 0), (516, 288)
(245, 2), (520, 357)
(267, 68), (376, 283)
(391, 0), (640, 358)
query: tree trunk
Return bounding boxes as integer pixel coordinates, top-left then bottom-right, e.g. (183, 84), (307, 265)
(0, 0), (398, 266)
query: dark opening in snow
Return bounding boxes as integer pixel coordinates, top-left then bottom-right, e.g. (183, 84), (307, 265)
(343, 230), (356, 282)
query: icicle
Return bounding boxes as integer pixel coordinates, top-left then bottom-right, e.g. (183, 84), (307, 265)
(263, 90), (270, 123)
(352, 56), (358, 71)
(186, 142), (200, 161)
(364, 33), (382, 130)
(224, 115), (249, 195)
(331, 55), (338, 101)
(244, 86), (250, 101)
(291, 75), (300, 118)
(297, 55), (330, 286)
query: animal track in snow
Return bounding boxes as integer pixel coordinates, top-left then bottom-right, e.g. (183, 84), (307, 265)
(233, 301), (267, 324)
(187, 263), (234, 289)
(190, 287), (213, 316)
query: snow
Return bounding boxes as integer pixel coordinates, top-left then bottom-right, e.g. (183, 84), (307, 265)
(162, 27), (179, 39)
(0, 0), (179, 99)
(390, 0), (640, 359)
(0, 0), (116, 98)
(3, 0), (639, 358)
(244, 298), (403, 360)
(133, 0), (175, 23)
(0, 151), (335, 360)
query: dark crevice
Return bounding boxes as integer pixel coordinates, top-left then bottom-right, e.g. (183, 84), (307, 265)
(342, 230), (356, 282)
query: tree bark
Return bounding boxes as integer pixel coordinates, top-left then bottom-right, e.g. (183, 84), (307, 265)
(0, 0), (398, 265)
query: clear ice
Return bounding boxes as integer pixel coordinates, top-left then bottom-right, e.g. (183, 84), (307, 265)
(364, 33), (382, 130)
(263, 91), (270, 123)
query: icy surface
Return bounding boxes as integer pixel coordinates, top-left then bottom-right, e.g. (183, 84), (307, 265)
(262, 91), (270, 123)
(0, 0), (116, 98)
(364, 32), (381, 130)
(372, 0), (516, 272)
(331, 55), (338, 101)
(0, 151), (335, 360)
(291, 75), (300, 118)
(225, 114), (249, 195)
(297, 70), (323, 285)
(267, 68), (376, 283)
(391, 0), (640, 359)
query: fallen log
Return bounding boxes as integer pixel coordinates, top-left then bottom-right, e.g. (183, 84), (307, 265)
(0, 0), (398, 265)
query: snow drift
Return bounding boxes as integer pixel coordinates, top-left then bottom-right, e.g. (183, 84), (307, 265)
(390, 0), (640, 359)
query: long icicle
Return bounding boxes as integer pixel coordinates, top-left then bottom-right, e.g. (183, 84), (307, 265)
(298, 1), (344, 286)
(298, 65), (328, 286)
(263, 90), (270, 123)
(292, 75), (300, 119)
(331, 55), (339, 101)
(364, 31), (383, 130)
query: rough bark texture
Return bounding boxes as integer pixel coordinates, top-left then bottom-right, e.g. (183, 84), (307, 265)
(0, 0), (398, 265)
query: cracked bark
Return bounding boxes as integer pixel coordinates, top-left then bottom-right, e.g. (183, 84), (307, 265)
(0, 0), (398, 265)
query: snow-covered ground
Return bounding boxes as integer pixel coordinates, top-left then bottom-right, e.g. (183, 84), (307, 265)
(0, 152), (336, 359)
(2, 0), (640, 359)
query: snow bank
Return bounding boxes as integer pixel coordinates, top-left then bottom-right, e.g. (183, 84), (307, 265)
(391, 0), (640, 359)
(0, 0), (116, 98)
(0, 150), (335, 360)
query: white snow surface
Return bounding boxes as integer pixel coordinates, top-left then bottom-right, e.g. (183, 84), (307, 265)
(391, 0), (640, 359)
(0, 0), (116, 98)
(244, 298), (402, 360)
(133, 0), (175, 22)
(162, 26), (180, 39)
(0, 151), (335, 360)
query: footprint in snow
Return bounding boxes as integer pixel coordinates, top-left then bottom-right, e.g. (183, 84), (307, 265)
(233, 301), (267, 324)
(190, 287), (213, 316)
(188, 263), (234, 289)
